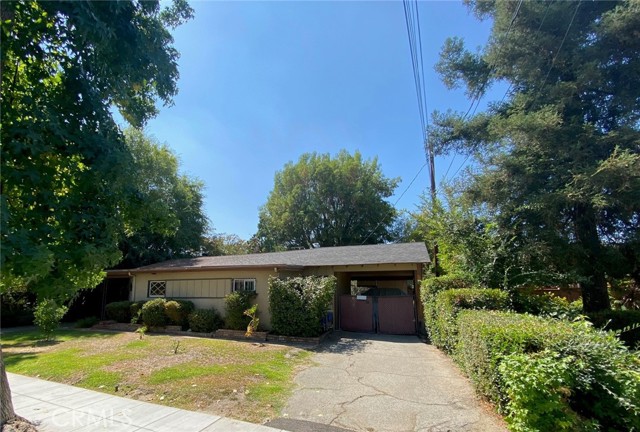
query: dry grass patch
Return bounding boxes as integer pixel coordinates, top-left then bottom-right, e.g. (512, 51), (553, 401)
(2, 329), (311, 423)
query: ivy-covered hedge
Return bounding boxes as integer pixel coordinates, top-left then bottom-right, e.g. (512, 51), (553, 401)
(269, 276), (335, 337)
(587, 309), (640, 348)
(430, 288), (510, 352)
(457, 310), (640, 431)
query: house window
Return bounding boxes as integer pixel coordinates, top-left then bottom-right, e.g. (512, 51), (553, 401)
(148, 280), (167, 297)
(233, 279), (256, 293)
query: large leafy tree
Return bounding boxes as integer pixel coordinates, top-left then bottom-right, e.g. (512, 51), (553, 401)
(0, 1), (193, 425)
(432, 0), (640, 312)
(116, 129), (210, 268)
(256, 151), (399, 250)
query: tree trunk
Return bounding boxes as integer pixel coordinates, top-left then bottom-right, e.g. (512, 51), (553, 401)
(0, 346), (16, 426)
(575, 204), (611, 312)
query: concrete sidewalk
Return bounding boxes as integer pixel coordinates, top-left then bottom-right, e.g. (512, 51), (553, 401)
(7, 373), (283, 432)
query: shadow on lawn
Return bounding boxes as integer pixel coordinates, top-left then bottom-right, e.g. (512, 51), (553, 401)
(3, 352), (38, 368)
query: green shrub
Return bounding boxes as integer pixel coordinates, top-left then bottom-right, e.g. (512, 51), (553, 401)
(34, 299), (68, 341)
(141, 298), (167, 327)
(456, 311), (575, 407)
(164, 299), (195, 328)
(130, 301), (147, 323)
(588, 309), (640, 348)
(420, 274), (477, 344)
(188, 308), (224, 333)
(420, 274), (475, 301)
(105, 301), (133, 323)
(269, 276), (336, 337)
(224, 292), (253, 330)
(512, 291), (582, 320)
(456, 310), (640, 431)
(499, 351), (593, 432)
(75, 316), (99, 328)
(430, 288), (510, 352)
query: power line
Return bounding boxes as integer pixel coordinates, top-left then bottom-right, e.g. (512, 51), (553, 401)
(538, 1), (581, 94)
(499, 0), (552, 104)
(360, 162), (428, 245)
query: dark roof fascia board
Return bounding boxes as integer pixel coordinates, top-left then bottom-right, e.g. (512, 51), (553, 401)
(105, 269), (135, 278)
(130, 264), (305, 274)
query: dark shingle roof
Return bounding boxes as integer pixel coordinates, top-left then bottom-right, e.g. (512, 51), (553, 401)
(133, 242), (430, 272)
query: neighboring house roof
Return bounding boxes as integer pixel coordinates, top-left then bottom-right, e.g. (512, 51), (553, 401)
(130, 242), (430, 273)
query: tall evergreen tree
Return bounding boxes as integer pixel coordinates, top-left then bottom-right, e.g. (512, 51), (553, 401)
(432, 0), (640, 311)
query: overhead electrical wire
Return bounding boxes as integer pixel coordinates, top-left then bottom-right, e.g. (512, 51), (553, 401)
(360, 0), (431, 245)
(442, 0), (525, 185)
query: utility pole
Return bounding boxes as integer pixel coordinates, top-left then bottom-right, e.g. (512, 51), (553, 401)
(426, 136), (439, 276)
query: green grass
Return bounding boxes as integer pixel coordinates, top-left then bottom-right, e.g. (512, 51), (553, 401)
(2, 328), (311, 423)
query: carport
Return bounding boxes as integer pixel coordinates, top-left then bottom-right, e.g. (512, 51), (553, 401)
(332, 265), (426, 335)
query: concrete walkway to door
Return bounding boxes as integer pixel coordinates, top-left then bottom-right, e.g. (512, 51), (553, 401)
(277, 332), (506, 432)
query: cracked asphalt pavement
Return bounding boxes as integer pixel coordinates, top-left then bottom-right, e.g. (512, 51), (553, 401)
(280, 332), (506, 432)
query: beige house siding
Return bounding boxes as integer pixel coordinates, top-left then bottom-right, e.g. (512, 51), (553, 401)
(133, 269), (282, 329)
(132, 263), (422, 332)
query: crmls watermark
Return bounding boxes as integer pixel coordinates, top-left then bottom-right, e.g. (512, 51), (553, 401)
(50, 408), (133, 428)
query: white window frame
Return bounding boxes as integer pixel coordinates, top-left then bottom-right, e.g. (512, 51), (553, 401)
(232, 278), (256, 293)
(148, 280), (167, 298)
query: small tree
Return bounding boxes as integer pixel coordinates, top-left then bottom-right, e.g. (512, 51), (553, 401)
(33, 299), (68, 341)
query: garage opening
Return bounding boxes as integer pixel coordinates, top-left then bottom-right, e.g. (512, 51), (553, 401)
(337, 273), (418, 335)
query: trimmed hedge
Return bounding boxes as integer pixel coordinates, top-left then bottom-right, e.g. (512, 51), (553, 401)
(188, 308), (224, 333)
(588, 309), (640, 348)
(430, 288), (510, 352)
(224, 292), (253, 330)
(105, 301), (134, 323)
(269, 276), (335, 337)
(164, 299), (195, 328)
(421, 275), (475, 345)
(141, 298), (167, 327)
(511, 291), (582, 320)
(457, 310), (640, 431)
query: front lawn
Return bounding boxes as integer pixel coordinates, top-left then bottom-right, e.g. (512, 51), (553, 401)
(1, 329), (311, 423)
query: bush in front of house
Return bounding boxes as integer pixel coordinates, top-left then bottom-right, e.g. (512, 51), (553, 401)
(105, 300), (134, 323)
(456, 310), (640, 432)
(429, 288), (510, 352)
(130, 301), (147, 323)
(164, 299), (195, 328)
(269, 276), (336, 337)
(224, 292), (253, 330)
(34, 299), (68, 341)
(587, 309), (640, 348)
(141, 298), (167, 327)
(188, 308), (224, 333)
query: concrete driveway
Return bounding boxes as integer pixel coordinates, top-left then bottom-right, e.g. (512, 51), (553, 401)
(278, 332), (506, 432)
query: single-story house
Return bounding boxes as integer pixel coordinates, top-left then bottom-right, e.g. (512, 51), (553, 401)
(115, 242), (430, 335)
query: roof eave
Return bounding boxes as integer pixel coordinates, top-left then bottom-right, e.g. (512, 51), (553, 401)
(130, 264), (305, 274)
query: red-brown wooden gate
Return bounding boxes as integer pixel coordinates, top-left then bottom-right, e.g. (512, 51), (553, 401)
(377, 296), (416, 334)
(339, 295), (416, 334)
(339, 295), (374, 332)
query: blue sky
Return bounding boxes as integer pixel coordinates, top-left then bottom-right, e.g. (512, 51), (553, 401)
(145, 1), (499, 239)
